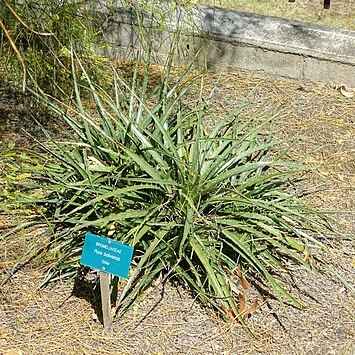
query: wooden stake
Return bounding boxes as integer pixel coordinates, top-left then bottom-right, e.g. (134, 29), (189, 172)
(99, 271), (113, 335)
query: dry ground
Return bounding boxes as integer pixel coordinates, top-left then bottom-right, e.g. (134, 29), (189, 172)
(0, 68), (354, 354)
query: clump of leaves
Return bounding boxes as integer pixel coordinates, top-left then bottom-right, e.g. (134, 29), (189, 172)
(9, 58), (331, 322)
(0, 0), (105, 92)
(0, 141), (41, 210)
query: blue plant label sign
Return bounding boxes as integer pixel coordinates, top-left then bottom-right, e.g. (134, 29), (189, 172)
(80, 232), (134, 278)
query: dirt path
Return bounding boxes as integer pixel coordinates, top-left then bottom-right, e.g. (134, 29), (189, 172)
(1, 69), (354, 354)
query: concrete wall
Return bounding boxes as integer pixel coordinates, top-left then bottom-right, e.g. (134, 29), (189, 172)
(95, 3), (355, 87)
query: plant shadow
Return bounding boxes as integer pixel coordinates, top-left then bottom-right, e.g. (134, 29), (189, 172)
(71, 267), (103, 324)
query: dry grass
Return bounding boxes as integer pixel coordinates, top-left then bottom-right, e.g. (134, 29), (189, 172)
(200, 0), (355, 30)
(1, 66), (354, 354)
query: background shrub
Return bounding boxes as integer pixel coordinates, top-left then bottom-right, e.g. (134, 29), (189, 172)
(0, 0), (103, 91)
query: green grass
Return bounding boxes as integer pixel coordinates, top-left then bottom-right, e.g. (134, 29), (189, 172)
(200, 0), (355, 30)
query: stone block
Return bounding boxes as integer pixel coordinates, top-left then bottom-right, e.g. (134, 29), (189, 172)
(303, 58), (355, 87)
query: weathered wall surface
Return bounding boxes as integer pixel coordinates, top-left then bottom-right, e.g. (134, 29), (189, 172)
(95, 3), (355, 87)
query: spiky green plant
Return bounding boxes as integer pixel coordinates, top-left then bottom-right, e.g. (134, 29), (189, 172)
(7, 58), (331, 322)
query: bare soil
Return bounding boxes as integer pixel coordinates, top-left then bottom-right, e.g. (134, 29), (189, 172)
(0, 68), (354, 354)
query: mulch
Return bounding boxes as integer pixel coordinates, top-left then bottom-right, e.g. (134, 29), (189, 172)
(0, 66), (354, 354)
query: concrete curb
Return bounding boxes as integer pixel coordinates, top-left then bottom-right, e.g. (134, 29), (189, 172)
(98, 4), (355, 87)
(194, 5), (355, 65)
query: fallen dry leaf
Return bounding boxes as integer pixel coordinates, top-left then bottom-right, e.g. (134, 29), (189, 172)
(236, 266), (250, 290)
(227, 309), (236, 322)
(303, 248), (311, 263)
(246, 297), (259, 318)
(338, 85), (355, 98)
(221, 305), (237, 322)
(238, 292), (247, 316)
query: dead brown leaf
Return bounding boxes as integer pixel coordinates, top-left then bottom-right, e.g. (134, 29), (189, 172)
(236, 266), (250, 290)
(238, 292), (247, 316)
(246, 298), (259, 318)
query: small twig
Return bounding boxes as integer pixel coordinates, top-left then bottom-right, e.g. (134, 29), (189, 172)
(0, 17), (26, 91)
(3, 0), (53, 36)
(1, 0), (54, 91)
